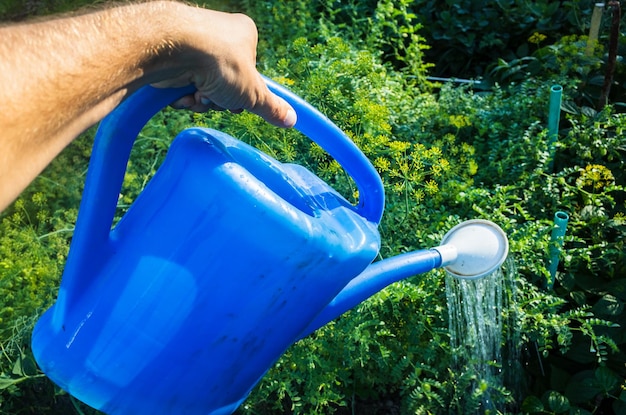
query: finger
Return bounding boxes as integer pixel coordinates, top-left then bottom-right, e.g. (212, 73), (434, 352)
(170, 94), (226, 113)
(251, 88), (297, 128)
(198, 94), (227, 111)
(170, 94), (196, 110)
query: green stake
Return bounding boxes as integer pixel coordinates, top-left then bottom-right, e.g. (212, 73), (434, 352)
(548, 85), (562, 170)
(548, 211), (569, 290)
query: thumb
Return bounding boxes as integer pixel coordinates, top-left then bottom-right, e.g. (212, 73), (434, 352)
(250, 87), (297, 128)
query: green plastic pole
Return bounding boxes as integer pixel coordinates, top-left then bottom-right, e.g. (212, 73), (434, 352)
(548, 85), (562, 170)
(548, 85), (562, 146)
(548, 211), (569, 290)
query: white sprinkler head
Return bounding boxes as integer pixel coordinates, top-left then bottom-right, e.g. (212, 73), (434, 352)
(438, 219), (509, 280)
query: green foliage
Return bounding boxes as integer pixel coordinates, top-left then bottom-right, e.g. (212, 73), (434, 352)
(488, 33), (611, 108)
(0, 130), (93, 338)
(399, 0), (600, 78)
(242, 0), (432, 87)
(0, 197), (66, 334)
(460, 93), (626, 414)
(3, 0), (626, 414)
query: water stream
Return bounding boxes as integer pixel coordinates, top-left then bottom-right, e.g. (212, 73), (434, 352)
(445, 257), (519, 412)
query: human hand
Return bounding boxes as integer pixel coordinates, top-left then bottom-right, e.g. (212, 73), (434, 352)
(152, 8), (296, 128)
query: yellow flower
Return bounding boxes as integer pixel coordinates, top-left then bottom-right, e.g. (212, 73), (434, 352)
(426, 146), (442, 159)
(449, 115), (470, 128)
(425, 180), (439, 195)
(576, 164), (615, 190)
(275, 76), (295, 86)
(438, 158), (451, 173)
(32, 192), (47, 207)
(374, 157), (390, 173)
(468, 159), (478, 176)
(413, 189), (425, 203)
(388, 140), (411, 153)
(529, 32), (547, 44)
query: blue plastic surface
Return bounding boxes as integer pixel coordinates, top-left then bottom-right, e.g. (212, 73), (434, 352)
(299, 248), (443, 338)
(31, 79), (387, 414)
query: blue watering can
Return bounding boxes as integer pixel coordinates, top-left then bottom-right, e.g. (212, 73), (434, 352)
(32, 77), (508, 415)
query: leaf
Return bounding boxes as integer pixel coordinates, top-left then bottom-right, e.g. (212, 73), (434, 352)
(593, 294), (624, 317)
(545, 1), (560, 15)
(560, 100), (580, 114)
(606, 279), (626, 301)
(595, 366), (619, 394)
(546, 390), (570, 413)
(570, 290), (587, 305)
(565, 371), (602, 404)
(12, 357), (24, 377)
(581, 106), (598, 118)
(0, 375), (22, 390)
(565, 340), (597, 365)
(11, 353), (38, 377)
(521, 395), (544, 413)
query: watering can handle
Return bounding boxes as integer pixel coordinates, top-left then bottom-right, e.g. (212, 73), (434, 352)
(70, 77), (384, 263)
(263, 77), (384, 223)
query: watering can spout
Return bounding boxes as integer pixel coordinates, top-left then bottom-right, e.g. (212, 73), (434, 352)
(299, 219), (508, 338)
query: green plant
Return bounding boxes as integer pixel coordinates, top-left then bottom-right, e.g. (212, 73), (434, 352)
(487, 33), (608, 108)
(474, 107), (626, 414)
(1, 316), (46, 400)
(3, 1), (626, 414)
(403, 0), (600, 79)
(243, 0), (432, 88)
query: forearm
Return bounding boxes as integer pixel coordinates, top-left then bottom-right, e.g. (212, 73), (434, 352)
(2, 2), (187, 129)
(0, 1), (275, 211)
(0, 1), (188, 210)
